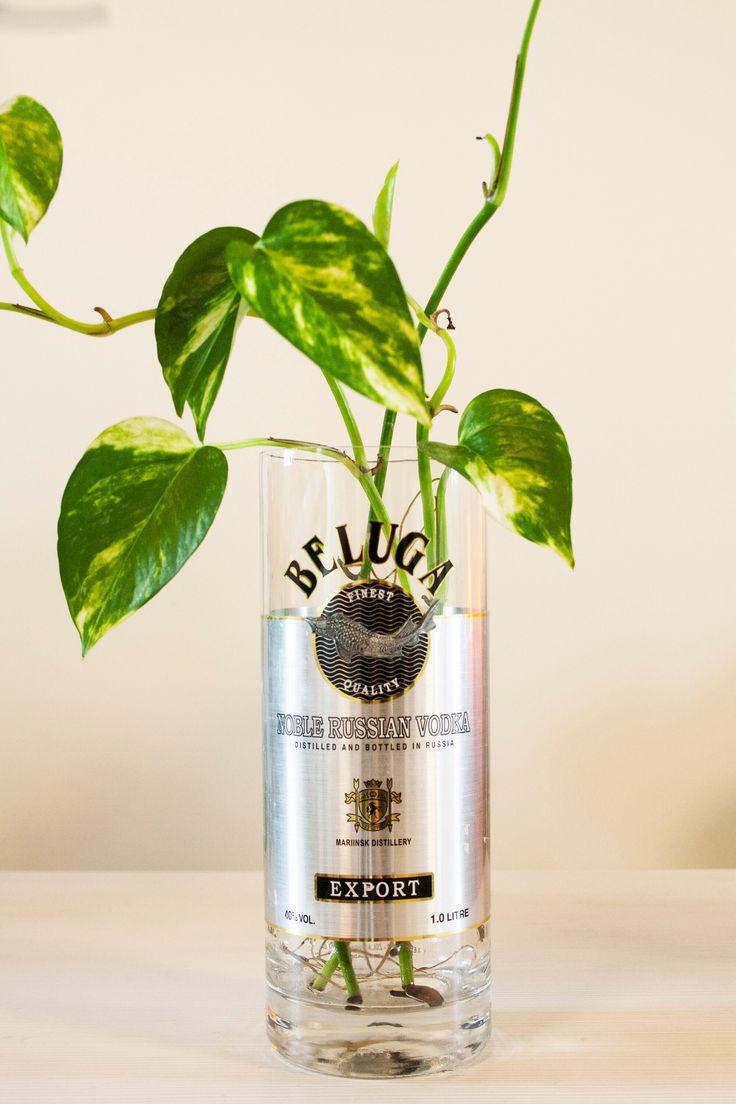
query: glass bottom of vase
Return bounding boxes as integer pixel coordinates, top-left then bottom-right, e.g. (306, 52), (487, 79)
(266, 985), (491, 1078)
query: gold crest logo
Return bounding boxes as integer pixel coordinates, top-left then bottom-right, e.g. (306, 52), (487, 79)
(345, 778), (402, 833)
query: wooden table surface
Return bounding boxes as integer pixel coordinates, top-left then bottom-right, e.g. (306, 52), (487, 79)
(2, 871), (734, 1102)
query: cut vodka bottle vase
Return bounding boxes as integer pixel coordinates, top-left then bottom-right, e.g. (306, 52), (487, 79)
(261, 447), (490, 1077)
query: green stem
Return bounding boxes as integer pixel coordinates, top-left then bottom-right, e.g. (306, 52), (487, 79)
(106, 308), (158, 333)
(373, 0), (543, 474)
(218, 436), (375, 508)
(491, 0), (543, 208)
(435, 466), (450, 597)
(406, 296), (457, 569)
(416, 425), (435, 564)
(360, 410), (396, 579)
(436, 466), (450, 562)
(0, 223), (155, 336)
(217, 435), (411, 591)
(397, 941), (415, 987)
(418, 0), (542, 332)
(361, 296), (456, 580)
(423, 322), (456, 573)
(406, 295), (456, 411)
(428, 329), (456, 413)
(373, 409), (396, 497)
(370, 158), (400, 497)
(334, 940), (361, 1001)
(320, 370), (367, 470)
(310, 949), (340, 992)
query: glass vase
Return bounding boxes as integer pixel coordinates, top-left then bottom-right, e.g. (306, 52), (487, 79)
(261, 445), (489, 1078)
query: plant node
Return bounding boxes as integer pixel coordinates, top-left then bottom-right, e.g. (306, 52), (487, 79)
(366, 454), (385, 477)
(430, 308), (455, 331)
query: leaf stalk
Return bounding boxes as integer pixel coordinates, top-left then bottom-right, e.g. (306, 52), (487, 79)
(0, 222), (155, 336)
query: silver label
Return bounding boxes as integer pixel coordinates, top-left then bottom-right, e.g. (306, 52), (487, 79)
(263, 585), (489, 941)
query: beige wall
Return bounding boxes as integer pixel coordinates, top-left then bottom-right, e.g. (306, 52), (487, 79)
(1, 0), (734, 870)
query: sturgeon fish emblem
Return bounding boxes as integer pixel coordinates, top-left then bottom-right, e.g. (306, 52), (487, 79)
(307, 601), (437, 662)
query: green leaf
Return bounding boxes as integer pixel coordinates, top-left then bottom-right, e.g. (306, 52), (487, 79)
(372, 160), (399, 249)
(226, 200), (430, 427)
(424, 389), (574, 566)
(156, 227), (258, 441)
(58, 417), (228, 654)
(0, 96), (62, 241)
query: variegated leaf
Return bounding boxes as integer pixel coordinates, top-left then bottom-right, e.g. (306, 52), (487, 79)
(424, 389), (574, 566)
(226, 200), (430, 426)
(0, 95), (62, 241)
(156, 227), (257, 440)
(58, 417), (228, 654)
(372, 161), (399, 249)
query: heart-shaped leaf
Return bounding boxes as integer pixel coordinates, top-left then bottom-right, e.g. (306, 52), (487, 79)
(372, 161), (399, 249)
(226, 200), (430, 426)
(58, 417), (228, 654)
(156, 226), (258, 440)
(424, 389), (574, 566)
(0, 95), (62, 241)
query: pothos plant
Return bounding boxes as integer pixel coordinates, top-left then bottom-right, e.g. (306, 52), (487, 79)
(1, 0), (571, 1002)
